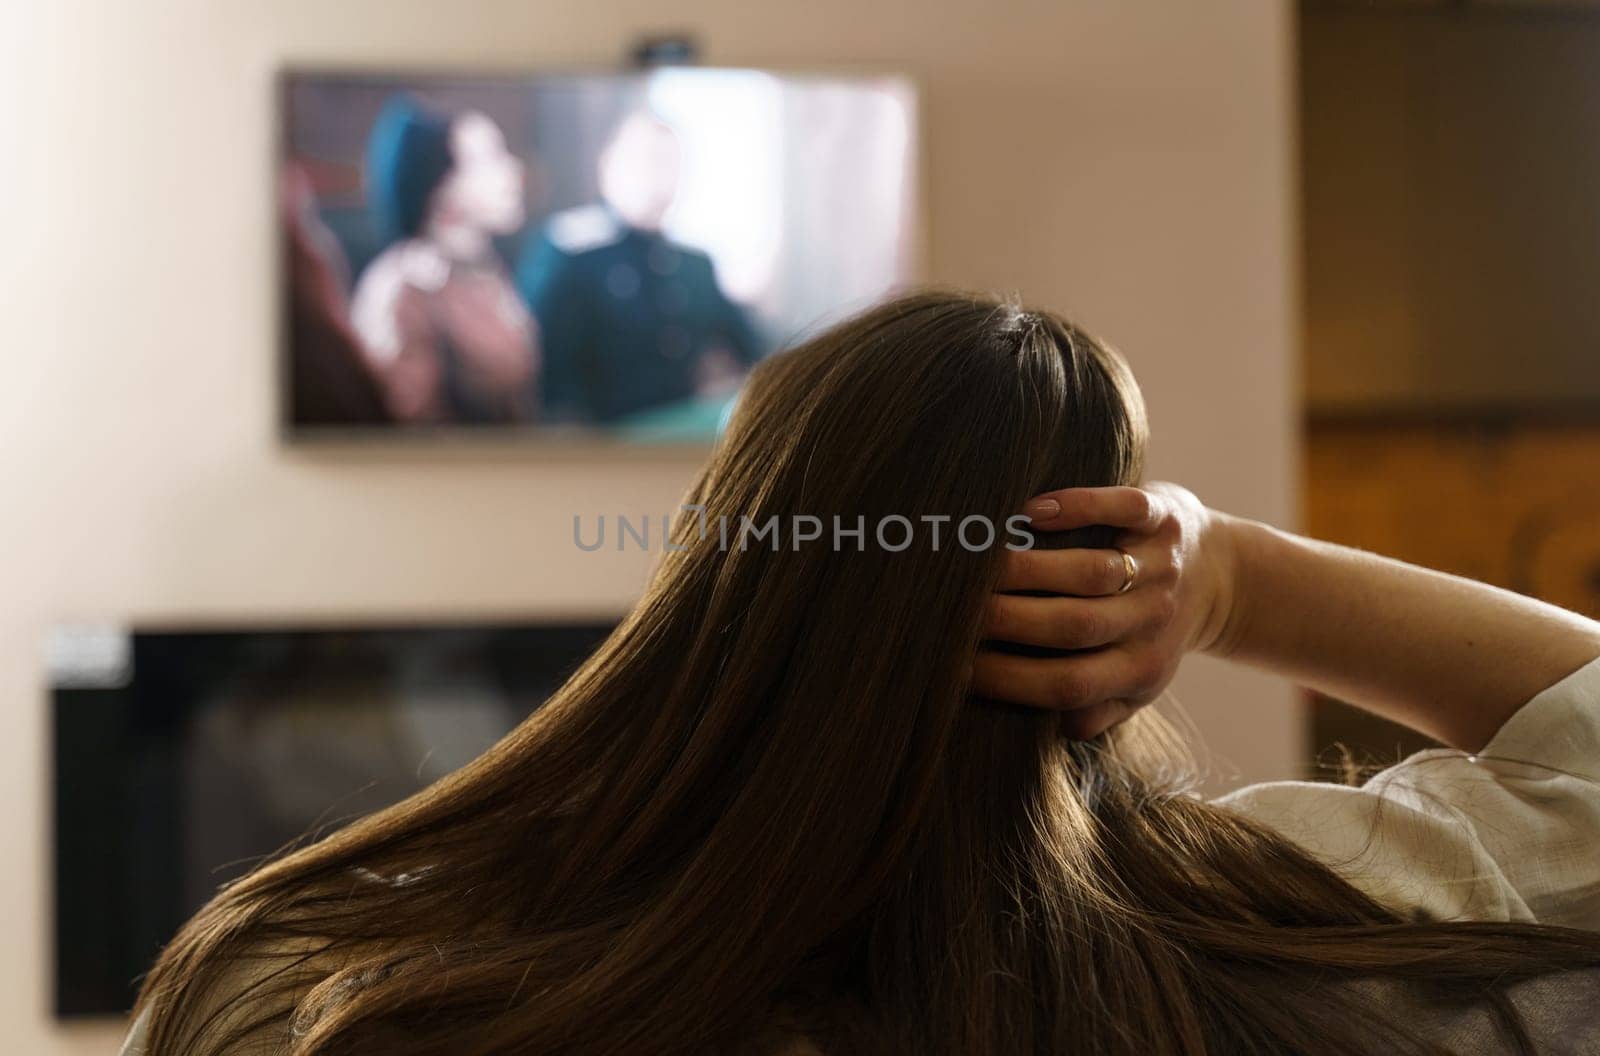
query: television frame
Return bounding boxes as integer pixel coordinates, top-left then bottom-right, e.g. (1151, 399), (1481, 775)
(274, 63), (925, 450)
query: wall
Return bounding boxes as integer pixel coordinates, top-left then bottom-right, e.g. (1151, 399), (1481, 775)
(0, 1), (1297, 1050)
(1302, 4), (1600, 415)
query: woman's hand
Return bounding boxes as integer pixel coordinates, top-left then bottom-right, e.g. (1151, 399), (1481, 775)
(970, 482), (1238, 738)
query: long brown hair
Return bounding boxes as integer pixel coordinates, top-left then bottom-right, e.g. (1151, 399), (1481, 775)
(136, 290), (1600, 1055)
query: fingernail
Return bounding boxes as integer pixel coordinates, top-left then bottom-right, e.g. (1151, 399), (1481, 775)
(1024, 498), (1060, 520)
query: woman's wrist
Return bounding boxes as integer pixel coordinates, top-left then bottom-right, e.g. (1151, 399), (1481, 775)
(1192, 508), (1256, 659)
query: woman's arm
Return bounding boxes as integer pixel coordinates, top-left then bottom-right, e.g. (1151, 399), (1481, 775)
(974, 483), (1600, 751)
(1210, 512), (1600, 752)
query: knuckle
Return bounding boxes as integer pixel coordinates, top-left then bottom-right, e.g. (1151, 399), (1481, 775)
(1063, 606), (1105, 644)
(1149, 590), (1180, 628)
(1129, 489), (1155, 525)
(1050, 669), (1090, 709)
(1127, 650), (1170, 698)
(1012, 547), (1046, 582)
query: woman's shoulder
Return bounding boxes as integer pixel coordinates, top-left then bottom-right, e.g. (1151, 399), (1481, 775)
(1217, 653), (1600, 928)
(117, 1006), (150, 1056)
(1345, 967), (1600, 1055)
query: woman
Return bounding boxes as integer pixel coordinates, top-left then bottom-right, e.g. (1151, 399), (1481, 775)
(349, 96), (539, 425)
(280, 163), (390, 427)
(126, 291), (1600, 1054)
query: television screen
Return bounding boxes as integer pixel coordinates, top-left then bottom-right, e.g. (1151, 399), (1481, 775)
(280, 68), (920, 441)
(51, 621), (615, 1017)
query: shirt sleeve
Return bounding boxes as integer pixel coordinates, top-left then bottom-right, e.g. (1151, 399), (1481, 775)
(118, 1007), (150, 1055)
(1217, 653), (1600, 929)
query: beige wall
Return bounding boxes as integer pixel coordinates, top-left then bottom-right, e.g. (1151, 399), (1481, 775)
(0, 1), (1297, 1050)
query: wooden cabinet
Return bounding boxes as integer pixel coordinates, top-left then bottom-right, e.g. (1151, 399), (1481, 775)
(1303, 419), (1600, 777)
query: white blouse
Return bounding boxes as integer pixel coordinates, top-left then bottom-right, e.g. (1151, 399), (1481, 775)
(1220, 653), (1600, 930)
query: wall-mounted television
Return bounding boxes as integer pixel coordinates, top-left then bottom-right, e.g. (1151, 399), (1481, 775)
(51, 621), (616, 1017)
(280, 68), (920, 442)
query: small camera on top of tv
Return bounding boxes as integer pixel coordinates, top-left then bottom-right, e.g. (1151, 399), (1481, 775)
(630, 34), (700, 67)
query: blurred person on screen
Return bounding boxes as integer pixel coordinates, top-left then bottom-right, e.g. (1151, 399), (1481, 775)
(349, 96), (540, 425)
(516, 111), (764, 425)
(282, 164), (390, 426)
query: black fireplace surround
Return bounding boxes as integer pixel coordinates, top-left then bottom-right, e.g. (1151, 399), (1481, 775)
(51, 620), (615, 1017)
